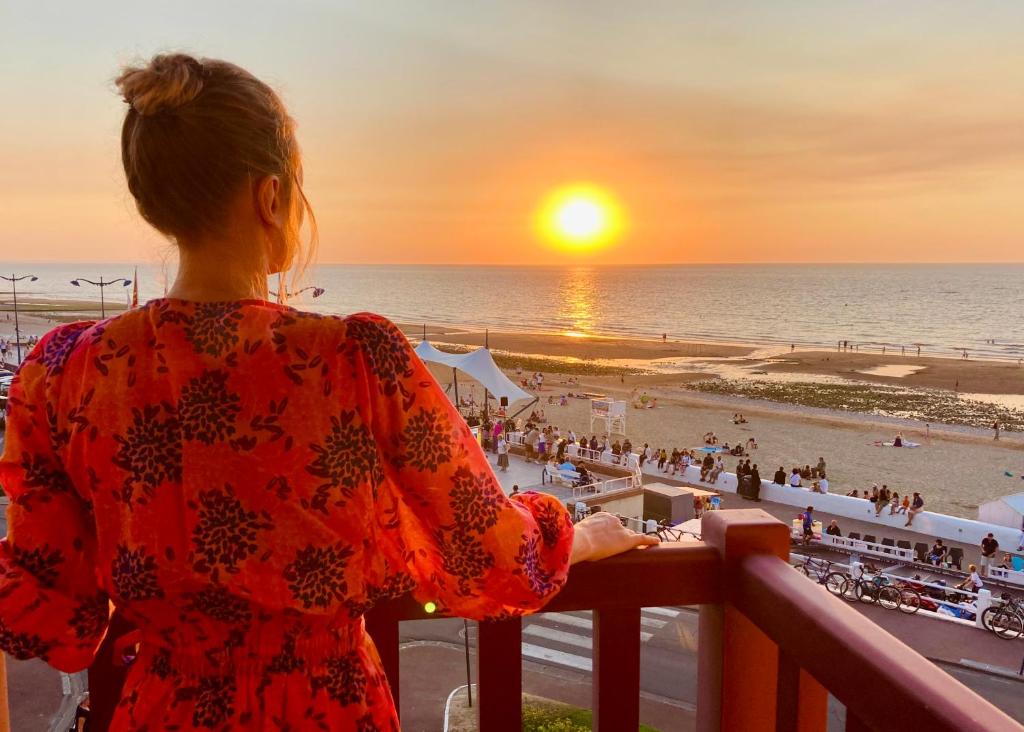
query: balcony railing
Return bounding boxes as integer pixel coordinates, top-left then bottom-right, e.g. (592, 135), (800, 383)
(18, 509), (1023, 731)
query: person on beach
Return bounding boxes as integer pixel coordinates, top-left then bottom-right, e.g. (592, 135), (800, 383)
(957, 565), (984, 593)
(749, 464), (761, 501)
(774, 466), (786, 486)
(813, 474), (829, 494)
(496, 435), (510, 471)
(708, 457), (724, 485)
(980, 533), (999, 576)
(893, 433), (903, 447)
(993, 421), (1000, 441)
(906, 492), (924, 526)
(700, 454), (715, 482)
(815, 456), (826, 478)
(0, 55), (659, 730)
(874, 485), (891, 516)
(801, 506), (815, 545)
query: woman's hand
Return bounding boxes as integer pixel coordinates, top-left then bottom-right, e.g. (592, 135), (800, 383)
(570, 512), (660, 565)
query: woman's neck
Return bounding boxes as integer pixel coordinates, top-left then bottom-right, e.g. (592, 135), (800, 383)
(168, 244), (270, 302)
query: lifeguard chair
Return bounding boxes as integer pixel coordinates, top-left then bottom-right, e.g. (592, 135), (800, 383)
(590, 399), (627, 437)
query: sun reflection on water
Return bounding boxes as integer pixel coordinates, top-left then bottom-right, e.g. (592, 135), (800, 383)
(561, 268), (597, 336)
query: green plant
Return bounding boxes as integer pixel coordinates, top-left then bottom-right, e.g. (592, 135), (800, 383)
(521, 701), (660, 731)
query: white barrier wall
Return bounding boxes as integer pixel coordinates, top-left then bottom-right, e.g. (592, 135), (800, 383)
(661, 463), (1022, 548)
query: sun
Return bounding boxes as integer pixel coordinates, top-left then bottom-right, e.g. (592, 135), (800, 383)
(536, 184), (625, 251)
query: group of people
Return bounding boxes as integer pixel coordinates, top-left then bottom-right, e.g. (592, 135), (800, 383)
(0, 334), (39, 365)
(842, 484), (926, 526)
(775, 459), (830, 494)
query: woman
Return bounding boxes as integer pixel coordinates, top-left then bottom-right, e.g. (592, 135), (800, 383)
(0, 54), (655, 730)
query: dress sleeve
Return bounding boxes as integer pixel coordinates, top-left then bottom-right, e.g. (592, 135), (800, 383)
(0, 330), (111, 672)
(347, 314), (574, 619)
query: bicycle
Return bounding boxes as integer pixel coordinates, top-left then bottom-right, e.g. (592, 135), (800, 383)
(982, 594), (1024, 640)
(654, 521), (700, 542)
(885, 579), (923, 615)
(839, 573), (901, 610)
(794, 556), (848, 597)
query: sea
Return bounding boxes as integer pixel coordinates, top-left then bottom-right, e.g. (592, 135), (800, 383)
(3, 262), (1024, 361)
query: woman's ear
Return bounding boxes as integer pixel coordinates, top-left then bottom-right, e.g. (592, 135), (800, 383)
(256, 175), (282, 227)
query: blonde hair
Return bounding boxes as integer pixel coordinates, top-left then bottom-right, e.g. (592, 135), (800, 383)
(115, 53), (317, 296)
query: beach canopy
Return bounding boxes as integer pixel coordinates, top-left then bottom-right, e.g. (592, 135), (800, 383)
(977, 493), (1024, 530)
(414, 340), (532, 403)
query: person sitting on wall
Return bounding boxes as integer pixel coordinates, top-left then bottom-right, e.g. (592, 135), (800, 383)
(773, 466), (787, 486)
(700, 454), (715, 482)
(928, 539), (947, 566)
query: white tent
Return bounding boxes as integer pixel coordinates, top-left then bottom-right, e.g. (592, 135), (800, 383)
(977, 493), (1024, 530)
(413, 340), (532, 404)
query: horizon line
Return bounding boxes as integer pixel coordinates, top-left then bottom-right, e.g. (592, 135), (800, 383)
(3, 260), (1024, 268)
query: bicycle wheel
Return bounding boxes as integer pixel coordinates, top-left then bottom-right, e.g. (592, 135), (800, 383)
(840, 578), (860, 602)
(897, 588), (921, 614)
(824, 572), (848, 596)
(877, 586), (900, 610)
(854, 580), (876, 604)
(986, 608), (1024, 640)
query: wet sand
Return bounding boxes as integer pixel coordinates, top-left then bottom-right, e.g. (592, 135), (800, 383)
(761, 350), (1024, 396)
(397, 324), (754, 361)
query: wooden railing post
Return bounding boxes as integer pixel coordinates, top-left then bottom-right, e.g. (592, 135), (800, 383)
(478, 617), (522, 731)
(0, 654), (9, 732)
(697, 509), (827, 732)
(365, 602), (403, 717)
(593, 607), (641, 731)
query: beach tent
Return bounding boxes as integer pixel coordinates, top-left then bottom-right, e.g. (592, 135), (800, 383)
(977, 493), (1024, 530)
(413, 340), (532, 405)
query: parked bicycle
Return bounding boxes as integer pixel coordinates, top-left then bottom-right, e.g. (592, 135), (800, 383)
(840, 573), (902, 610)
(982, 594), (1024, 640)
(794, 556), (848, 597)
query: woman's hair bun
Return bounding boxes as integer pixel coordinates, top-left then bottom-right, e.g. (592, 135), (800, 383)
(116, 53), (207, 116)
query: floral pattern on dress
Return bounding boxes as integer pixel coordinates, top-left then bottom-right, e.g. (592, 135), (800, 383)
(0, 302), (573, 730)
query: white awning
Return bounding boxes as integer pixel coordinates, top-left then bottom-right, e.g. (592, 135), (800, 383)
(414, 340), (532, 403)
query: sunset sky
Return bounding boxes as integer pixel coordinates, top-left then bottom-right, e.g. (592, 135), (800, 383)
(3, 1), (1024, 265)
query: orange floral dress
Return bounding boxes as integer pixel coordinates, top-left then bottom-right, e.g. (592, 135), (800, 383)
(0, 300), (573, 730)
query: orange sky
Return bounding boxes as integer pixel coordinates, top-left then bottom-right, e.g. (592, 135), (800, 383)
(3, 2), (1024, 265)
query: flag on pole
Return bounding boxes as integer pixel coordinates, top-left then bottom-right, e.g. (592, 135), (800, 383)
(132, 266), (139, 308)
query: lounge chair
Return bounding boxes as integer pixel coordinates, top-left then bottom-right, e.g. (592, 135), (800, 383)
(862, 535), (876, 545)
(881, 537), (895, 554)
(913, 543), (929, 563)
(847, 532), (861, 541)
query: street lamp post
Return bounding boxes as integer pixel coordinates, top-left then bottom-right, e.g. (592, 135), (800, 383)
(69, 277), (132, 319)
(1, 273), (38, 365)
(267, 286), (325, 301)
